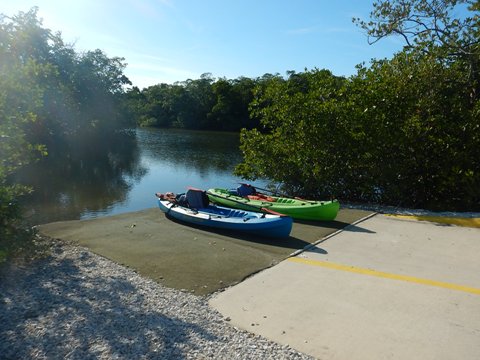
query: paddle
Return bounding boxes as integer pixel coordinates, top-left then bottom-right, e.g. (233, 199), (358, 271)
(206, 190), (287, 217)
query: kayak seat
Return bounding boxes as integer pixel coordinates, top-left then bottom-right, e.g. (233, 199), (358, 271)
(247, 194), (276, 202)
(186, 189), (209, 209)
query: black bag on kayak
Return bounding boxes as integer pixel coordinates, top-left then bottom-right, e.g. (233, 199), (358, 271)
(186, 189), (209, 209)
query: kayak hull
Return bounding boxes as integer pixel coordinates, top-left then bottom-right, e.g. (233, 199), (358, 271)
(206, 188), (340, 221)
(157, 199), (292, 238)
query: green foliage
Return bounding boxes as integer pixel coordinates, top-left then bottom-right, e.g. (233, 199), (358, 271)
(353, 0), (478, 53)
(235, 53), (480, 211)
(1, 8), (132, 150)
(209, 76), (257, 131)
(346, 51), (479, 209)
(0, 18), (47, 254)
(353, 0), (480, 99)
(0, 7), (133, 260)
(128, 73), (261, 131)
(235, 70), (350, 197)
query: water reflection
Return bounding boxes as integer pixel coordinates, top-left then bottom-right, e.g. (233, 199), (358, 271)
(17, 131), (145, 224)
(139, 128), (242, 175)
(18, 128), (248, 224)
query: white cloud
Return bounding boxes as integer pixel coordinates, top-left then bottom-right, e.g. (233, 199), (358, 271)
(323, 27), (352, 34)
(124, 58), (200, 88)
(285, 26), (318, 35)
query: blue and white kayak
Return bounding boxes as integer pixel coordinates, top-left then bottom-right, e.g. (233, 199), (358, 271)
(156, 189), (292, 238)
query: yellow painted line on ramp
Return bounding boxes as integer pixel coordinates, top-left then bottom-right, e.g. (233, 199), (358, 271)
(287, 257), (480, 295)
(386, 214), (480, 228)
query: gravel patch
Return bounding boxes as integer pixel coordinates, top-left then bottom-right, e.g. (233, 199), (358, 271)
(0, 239), (313, 360)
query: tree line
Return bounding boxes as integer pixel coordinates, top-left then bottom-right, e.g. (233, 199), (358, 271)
(124, 74), (265, 131)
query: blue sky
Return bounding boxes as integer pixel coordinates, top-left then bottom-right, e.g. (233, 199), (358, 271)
(1, 0), (405, 89)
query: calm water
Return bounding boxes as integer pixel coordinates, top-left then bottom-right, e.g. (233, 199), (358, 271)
(20, 128), (257, 225)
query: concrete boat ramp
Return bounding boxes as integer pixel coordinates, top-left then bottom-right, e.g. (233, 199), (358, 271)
(39, 208), (480, 360)
(38, 207), (371, 296)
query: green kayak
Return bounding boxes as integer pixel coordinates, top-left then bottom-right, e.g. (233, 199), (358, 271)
(206, 187), (340, 221)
